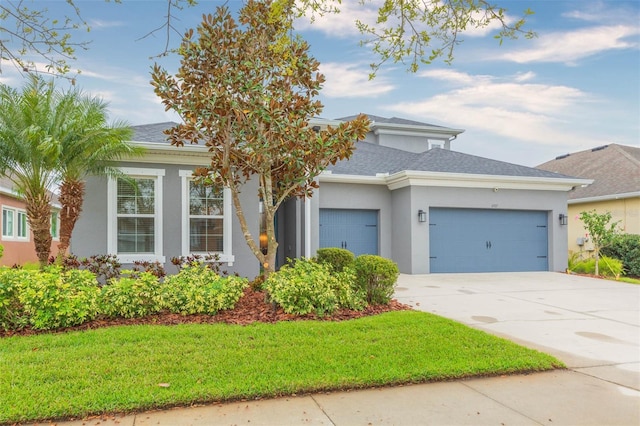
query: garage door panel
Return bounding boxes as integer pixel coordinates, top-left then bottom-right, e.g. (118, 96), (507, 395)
(319, 209), (378, 256)
(429, 208), (548, 273)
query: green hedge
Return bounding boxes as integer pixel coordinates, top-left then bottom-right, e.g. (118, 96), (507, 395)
(315, 248), (355, 272)
(601, 234), (640, 277)
(352, 255), (399, 305)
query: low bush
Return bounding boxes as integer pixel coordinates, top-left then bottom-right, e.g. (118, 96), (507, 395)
(17, 267), (101, 330)
(601, 234), (640, 277)
(163, 264), (248, 315)
(264, 258), (365, 316)
(315, 248), (355, 272)
(100, 272), (164, 319)
(0, 268), (29, 330)
(570, 256), (624, 278)
(352, 255), (399, 305)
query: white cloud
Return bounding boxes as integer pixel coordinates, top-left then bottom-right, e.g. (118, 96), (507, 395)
(89, 19), (125, 29)
(295, 1), (378, 38)
(319, 62), (395, 98)
(387, 70), (599, 148)
(500, 25), (639, 64)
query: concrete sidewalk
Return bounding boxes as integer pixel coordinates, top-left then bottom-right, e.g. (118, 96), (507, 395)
(30, 272), (640, 426)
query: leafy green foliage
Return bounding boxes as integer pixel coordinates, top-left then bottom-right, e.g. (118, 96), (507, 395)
(151, 0), (370, 276)
(315, 247), (355, 272)
(601, 234), (640, 277)
(0, 268), (29, 331)
(579, 210), (622, 276)
(16, 267), (100, 330)
(352, 255), (399, 305)
(570, 256), (624, 278)
(100, 273), (164, 319)
(163, 265), (248, 315)
(264, 258), (365, 316)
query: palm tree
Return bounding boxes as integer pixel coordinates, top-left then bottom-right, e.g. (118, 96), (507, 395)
(0, 75), (142, 266)
(0, 76), (62, 266)
(55, 90), (141, 257)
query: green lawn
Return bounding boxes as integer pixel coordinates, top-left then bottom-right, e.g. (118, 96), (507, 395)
(0, 311), (564, 424)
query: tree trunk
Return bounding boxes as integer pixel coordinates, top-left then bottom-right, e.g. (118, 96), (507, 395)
(25, 191), (52, 268)
(58, 179), (85, 256)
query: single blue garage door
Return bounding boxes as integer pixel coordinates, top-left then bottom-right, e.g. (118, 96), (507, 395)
(319, 209), (378, 256)
(429, 208), (548, 273)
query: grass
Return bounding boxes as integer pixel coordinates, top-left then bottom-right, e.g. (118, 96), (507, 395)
(0, 311), (564, 424)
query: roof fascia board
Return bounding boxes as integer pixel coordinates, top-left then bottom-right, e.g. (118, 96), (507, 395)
(386, 171), (593, 191)
(568, 191), (640, 204)
(317, 173), (387, 185)
(372, 123), (465, 137)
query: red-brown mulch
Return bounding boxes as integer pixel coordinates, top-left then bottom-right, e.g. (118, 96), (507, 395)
(1, 287), (413, 338)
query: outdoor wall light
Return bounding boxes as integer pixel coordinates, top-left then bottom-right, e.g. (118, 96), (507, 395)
(559, 213), (568, 226)
(418, 209), (427, 223)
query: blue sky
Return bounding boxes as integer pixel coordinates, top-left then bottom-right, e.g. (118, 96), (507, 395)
(1, 0), (638, 166)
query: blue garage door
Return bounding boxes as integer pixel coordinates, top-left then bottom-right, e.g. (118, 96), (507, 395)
(319, 209), (378, 256)
(429, 208), (548, 273)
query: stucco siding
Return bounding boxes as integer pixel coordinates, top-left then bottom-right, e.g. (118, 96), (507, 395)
(316, 182), (392, 259)
(72, 162), (261, 279)
(567, 197), (640, 254)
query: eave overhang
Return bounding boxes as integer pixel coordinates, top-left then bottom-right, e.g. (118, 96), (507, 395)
(319, 170), (593, 192)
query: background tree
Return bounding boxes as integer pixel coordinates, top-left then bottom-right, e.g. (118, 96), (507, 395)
(1, 0), (533, 78)
(151, 0), (370, 276)
(0, 76), (61, 265)
(55, 90), (140, 257)
(579, 210), (621, 276)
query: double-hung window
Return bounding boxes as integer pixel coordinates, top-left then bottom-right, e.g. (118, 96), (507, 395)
(108, 168), (165, 263)
(2, 207), (28, 240)
(179, 170), (233, 264)
(51, 211), (60, 240)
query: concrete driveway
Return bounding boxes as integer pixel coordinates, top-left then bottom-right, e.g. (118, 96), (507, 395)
(394, 271), (640, 390)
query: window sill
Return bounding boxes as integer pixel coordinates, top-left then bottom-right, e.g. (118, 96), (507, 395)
(116, 254), (167, 265)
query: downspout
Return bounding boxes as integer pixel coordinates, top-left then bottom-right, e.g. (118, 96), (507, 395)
(305, 195), (311, 258)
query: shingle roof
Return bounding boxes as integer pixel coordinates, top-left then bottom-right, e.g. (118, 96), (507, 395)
(536, 144), (640, 199)
(336, 114), (450, 128)
(131, 122), (179, 143)
(328, 142), (571, 179)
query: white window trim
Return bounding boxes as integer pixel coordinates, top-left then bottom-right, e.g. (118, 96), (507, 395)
(51, 210), (60, 241)
(107, 167), (166, 264)
(2, 206), (30, 242)
(179, 170), (234, 265)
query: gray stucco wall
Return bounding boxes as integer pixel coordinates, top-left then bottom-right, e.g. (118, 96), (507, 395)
(400, 186), (568, 274)
(314, 182), (392, 259)
(71, 162), (261, 279)
(314, 181), (569, 274)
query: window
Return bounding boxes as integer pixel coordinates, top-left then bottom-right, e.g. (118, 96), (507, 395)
(180, 170), (233, 264)
(108, 168), (165, 263)
(51, 211), (60, 240)
(2, 208), (14, 238)
(2, 207), (29, 241)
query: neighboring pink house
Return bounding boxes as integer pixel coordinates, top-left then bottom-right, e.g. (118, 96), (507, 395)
(0, 177), (60, 266)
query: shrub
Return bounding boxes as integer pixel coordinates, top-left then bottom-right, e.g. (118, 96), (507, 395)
(315, 248), (355, 272)
(17, 267), (101, 330)
(352, 255), (399, 305)
(601, 234), (640, 277)
(570, 256), (624, 278)
(170, 253), (231, 276)
(163, 264), (248, 315)
(0, 268), (29, 331)
(264, 258), (365, 316)
(100, 272), (164, 319)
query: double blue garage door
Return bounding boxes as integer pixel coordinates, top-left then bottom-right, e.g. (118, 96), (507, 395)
(429, 208), (549, 273)
(319, 209), (378, 256)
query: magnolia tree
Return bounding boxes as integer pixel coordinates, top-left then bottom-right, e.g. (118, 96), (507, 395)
(579, 210), (621, 276)
(151, 0), (370, 276)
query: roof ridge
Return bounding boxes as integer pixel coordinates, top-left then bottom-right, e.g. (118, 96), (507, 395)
(612, 144), (640, 167)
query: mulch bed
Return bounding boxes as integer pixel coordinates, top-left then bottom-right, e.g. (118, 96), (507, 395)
(1, 287), (413, 338)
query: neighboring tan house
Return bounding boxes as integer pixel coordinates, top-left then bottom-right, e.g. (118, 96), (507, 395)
(0, 177), (61, 266)
(71, 115), (590, 278)
(537, 144), (640, 255)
